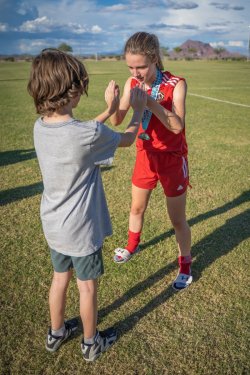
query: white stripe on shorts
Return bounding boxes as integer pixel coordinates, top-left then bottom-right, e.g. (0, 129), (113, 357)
(182, 157), (188, 179)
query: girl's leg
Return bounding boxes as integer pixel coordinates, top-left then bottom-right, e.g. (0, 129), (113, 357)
(166, 191), (193, 286)
(166, 191), (191, 257)
(77, 278), (98, 340)
(49, 270), (73, 330)
(126, 184), (152, 252)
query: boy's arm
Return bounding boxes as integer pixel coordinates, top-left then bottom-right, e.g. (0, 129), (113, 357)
(118, 87), (147, 147)
(95, 109), (115, 124)
(146, 80), (187, 134)
(110, 78), (132, 126)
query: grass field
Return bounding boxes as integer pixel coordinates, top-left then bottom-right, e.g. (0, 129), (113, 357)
(0, 59), (250, 375)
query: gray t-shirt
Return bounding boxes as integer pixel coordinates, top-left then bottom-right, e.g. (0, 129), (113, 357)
(34, 117), (121, 256)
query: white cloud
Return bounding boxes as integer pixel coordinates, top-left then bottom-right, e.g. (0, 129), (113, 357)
(19, 16), (100, 35)
(20, 16), (52, 32)
(210, 40), (245, 48)
(91, 25), (102, 33)
(0, 23), (8, 32)
(18, 39), (48, 52)
(36, 0), (96, 24)
(210, 2), (244, 11)
(210, 41), (226, 48)
(68, 23), (87, 34)
(17, 37), (88, 54)
(228, 40), (244, 47)
(87, 42), (97, 46)
(102, 4), (128, 11)
(17, 2), (35, 16)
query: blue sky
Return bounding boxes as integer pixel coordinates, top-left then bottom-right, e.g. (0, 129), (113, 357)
(0, 0), (249, 55)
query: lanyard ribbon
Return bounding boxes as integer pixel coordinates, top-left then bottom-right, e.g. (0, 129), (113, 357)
(142, 69), (163, 131)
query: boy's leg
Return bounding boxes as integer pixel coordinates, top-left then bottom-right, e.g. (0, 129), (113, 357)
(46, 269), (78, 352)
(77, 278), (98, 340)
(75, 250), (116, 362)
(74, 248), (103, 339)
(166, 192), (192, 290)
(49, 270), (73, 330)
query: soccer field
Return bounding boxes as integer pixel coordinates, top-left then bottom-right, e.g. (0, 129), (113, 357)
(0, 59), (249, 375)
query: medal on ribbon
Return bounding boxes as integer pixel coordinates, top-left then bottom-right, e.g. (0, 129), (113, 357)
(138, 69), (163, 141)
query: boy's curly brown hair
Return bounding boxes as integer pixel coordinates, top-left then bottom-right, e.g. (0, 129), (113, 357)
(27, 48), (89, 115)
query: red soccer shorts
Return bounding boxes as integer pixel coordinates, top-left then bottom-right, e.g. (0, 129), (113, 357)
(132, 150), (190, 197)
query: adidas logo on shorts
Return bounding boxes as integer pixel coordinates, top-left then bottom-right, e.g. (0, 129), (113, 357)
(177, 185), (184, 191)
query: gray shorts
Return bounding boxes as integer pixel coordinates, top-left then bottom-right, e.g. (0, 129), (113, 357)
(50, 247), (104, 281)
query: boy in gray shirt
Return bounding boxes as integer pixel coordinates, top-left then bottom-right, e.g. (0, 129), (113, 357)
(27, 48), (146, 362)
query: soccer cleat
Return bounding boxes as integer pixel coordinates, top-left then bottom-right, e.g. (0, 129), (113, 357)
(113, 246), (140, 264)
(45, 319), (78, 352)
(172, 272), (193, 291)
(81, 327), (117, 362)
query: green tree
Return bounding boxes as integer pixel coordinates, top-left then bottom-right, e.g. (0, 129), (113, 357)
(214, 47), (226, 55)
(161, 46), (169, 56)
(173, 46), (182, 53)
(188, 47), (197, 53)
(57, 43), (73, 53)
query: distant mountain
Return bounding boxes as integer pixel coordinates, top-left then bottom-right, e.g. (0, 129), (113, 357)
(168, 39), (244, 59)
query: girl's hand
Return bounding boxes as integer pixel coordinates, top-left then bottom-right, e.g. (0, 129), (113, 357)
(130, 87), (147, 112)
(105, 80), (120, 115)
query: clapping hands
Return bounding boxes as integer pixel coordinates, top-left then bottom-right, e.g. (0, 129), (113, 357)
(105, 80), (120, 115)
(130, 86), (147, 112)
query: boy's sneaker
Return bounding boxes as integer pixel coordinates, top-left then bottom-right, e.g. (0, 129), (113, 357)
(172, 272), (193, 291)
(81, 327), (117, 362)
(46, 319), (78, 352)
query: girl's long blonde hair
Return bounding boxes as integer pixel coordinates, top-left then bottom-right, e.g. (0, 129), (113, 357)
(124, 32), (164, 70)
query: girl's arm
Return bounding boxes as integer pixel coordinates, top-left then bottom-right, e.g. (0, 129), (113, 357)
(94, 81), (146, 146)
(146, 79), (187, 134)
(118, 87), (147, 147)
(110, 77), (133, 126)
(95, 80), (120, 123)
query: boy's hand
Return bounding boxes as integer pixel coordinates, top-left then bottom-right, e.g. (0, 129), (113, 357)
(130, 87), (147, 112)
(105, 80), (120, 115)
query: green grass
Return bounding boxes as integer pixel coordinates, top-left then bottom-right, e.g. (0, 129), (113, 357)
(0, 59), (250, 375)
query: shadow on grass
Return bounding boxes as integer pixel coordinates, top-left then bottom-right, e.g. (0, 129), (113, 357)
(113, 208), (250, 339)
(0, 164), (114, 206)
(98, 191), (250, 341)
(140, 189), (250, 250)
(0, 148), (36, 167)
(101, 165), (114, 172)
(0, 78), (28, 82)
(67, 317), (83, 338)
(0, 182), (43, 206)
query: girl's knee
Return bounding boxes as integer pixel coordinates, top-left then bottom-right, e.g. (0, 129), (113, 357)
(130, 205), (146, 216)
(171, 218), (189, 231)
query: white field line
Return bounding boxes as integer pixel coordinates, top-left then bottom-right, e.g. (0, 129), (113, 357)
(188, 93), (250, 108)
(192, 87), (250, 90)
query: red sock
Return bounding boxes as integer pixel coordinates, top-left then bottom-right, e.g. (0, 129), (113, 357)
(178, 255), (192, 275)
(125, 230), (141, 253)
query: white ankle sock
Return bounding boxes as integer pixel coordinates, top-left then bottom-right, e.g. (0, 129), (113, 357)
(51, 324), (66, 337)
(84, 331), (98, 345)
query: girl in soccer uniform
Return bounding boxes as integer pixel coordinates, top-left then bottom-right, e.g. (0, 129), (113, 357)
(111, 32), (192, 290)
